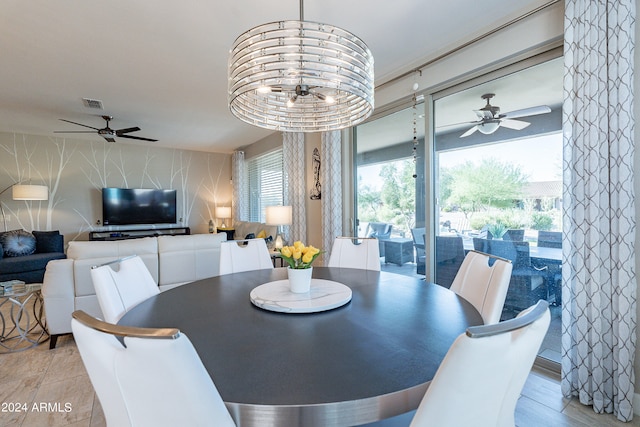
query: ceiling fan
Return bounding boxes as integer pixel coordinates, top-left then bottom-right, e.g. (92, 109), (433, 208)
(54, 115), (158, 142)
(457, 93), (551, 138)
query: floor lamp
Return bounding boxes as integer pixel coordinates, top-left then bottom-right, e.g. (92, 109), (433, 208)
(0, 184), (49, 231)
(265, 206), (292, 249)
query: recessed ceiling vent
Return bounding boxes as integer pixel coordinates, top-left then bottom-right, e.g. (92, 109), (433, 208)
(82, 98), (104, 109)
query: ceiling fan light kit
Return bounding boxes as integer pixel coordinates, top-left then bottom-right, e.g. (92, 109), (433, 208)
(227, 0), (374, 132)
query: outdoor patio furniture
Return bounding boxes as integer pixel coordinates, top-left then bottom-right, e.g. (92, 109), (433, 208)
(474, 238), (548, 315)
(383, 238), (414, 266)
(504, 229), (525, 241)
(435, 236), (465, 289)
(537, 231), (562, 248)
(365, 222), (392, 256)
(411, 227), (426, 275)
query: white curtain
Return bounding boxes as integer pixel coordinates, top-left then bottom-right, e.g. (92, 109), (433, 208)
(232, 151), (246, 222)
(282, 132), (306, 243)
(562, 0), (636, 421)
(321, 131), (342, 264)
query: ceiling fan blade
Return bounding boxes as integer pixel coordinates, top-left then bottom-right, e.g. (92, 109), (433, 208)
(500, 118), (531, 130)
(118, 134), (158, 142)
(436, 120), (480, 129)
(501, 105), (551, 119)
(102, 136), (116, 143)
(116, 127), (141, 135)
(59, 119), (100, 130)
(460, 126), (479, 138)
(54, 131), (97, 134)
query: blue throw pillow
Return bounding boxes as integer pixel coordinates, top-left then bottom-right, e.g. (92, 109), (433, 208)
(32, 230), (63, 253)
(1, 230), (36, 257)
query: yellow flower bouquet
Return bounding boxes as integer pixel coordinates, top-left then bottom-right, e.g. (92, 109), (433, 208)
(278, 241), (323, 269)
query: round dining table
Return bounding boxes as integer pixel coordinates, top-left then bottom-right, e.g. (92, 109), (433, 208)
(118, 267), (483, 427)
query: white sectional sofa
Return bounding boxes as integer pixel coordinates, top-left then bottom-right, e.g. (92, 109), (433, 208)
(42, 233), (227, 348)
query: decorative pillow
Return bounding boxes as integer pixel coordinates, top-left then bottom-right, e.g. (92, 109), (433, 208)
(244, 233), (255, 240)
(1, 230), (36, 257)
(32, 230), (63, 253)
(0, 242), (3, 260)
(256, 230), (267, 239)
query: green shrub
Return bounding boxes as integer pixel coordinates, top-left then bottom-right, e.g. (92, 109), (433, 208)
(530, 211), (555, 230)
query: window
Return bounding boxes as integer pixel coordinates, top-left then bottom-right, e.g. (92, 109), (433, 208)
(246, 149), (283, 222)
(433, 57), (563, 364)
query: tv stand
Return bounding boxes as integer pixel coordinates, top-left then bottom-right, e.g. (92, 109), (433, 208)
(89, 227), (191, 241)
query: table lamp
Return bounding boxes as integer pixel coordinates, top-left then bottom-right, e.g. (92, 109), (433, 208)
(0, 184), (49, 231)
(265, 205), (292, 249)
(216, 206), (231, 229)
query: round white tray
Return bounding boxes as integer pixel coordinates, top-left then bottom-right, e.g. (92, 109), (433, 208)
(250, 279), (352, 313)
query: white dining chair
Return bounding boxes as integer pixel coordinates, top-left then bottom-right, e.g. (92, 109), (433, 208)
(327, 237), (380, 271)
(90, 255), (159, 324)
(219, 238), (274, 275)
(71, 310), (236, 427)
(410, 300), (550, 427)
(449, 250), (513, 324)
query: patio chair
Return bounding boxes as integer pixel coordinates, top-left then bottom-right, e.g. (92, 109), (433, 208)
(411, 227), (426, 275)
(482, 239), (548, 314)
(537, 230), (562, 248)
(365, 222), (392, 256)
(504, 229), (525, 241)
(435, 236), (465, 288)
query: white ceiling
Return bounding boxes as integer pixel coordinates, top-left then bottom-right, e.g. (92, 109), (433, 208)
(0, 0), (554, 153)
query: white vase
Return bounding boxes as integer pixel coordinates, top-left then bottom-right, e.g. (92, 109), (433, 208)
(287, 266), (313, 293)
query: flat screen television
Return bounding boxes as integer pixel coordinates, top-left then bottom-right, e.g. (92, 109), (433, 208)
(102, 188), (177, 226)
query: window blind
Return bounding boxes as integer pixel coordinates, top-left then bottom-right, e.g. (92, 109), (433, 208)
(246, 149), (283, 222)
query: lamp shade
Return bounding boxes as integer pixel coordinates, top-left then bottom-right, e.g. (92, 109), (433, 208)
(216, 207), (232, 219)
(265, 205), (292, 226)
(12, 184), (48, 200)
(228, 19), (374, 132)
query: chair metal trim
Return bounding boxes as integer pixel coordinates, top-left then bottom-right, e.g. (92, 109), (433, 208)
(72, 310), (180, 340)
(91, 254), (138, 269)
(466, 300), (549, 338)
(468, 249), (512, 264)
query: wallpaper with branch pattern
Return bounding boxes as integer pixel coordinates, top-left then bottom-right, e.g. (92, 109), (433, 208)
(0, 132), (232, 245)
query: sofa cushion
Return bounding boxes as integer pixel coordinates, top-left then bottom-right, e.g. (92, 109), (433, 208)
(2, 230), (36, 257)
(158, 233), (227, 288)
(67, 237), (159, 297)
(32, 230), (64, 253)
(0, 252), (66, 274)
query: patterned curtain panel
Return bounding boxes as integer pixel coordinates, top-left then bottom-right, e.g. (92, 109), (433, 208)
(321, 131), (342, 265)
(232, 150), (247, 222)
(282, 132), (306, 243)
(562, 0), (636, 421)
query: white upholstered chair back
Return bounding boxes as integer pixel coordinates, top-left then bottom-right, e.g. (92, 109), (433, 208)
(327, 237), (380, 271)
(71, 311), (236, 427)
(410, 300), (550, 427)
(90, 255), (159, 324)
(219, 238), (273, 275)
(450, 250), (513, 324)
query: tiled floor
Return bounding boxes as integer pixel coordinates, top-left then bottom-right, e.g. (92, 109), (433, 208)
(2, 334), (639, 427)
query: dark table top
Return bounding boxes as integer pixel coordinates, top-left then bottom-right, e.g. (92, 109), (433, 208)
(118, 267), (483, 427)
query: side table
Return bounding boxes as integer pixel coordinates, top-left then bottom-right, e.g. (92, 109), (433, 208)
(0, 283), (49, 352)
(217, 228), (235, 241)
(383, 238), (415, 266)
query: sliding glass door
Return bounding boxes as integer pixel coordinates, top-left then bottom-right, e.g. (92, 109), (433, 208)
(433, 57), (563, 363)
(354, 101), (425, 277)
